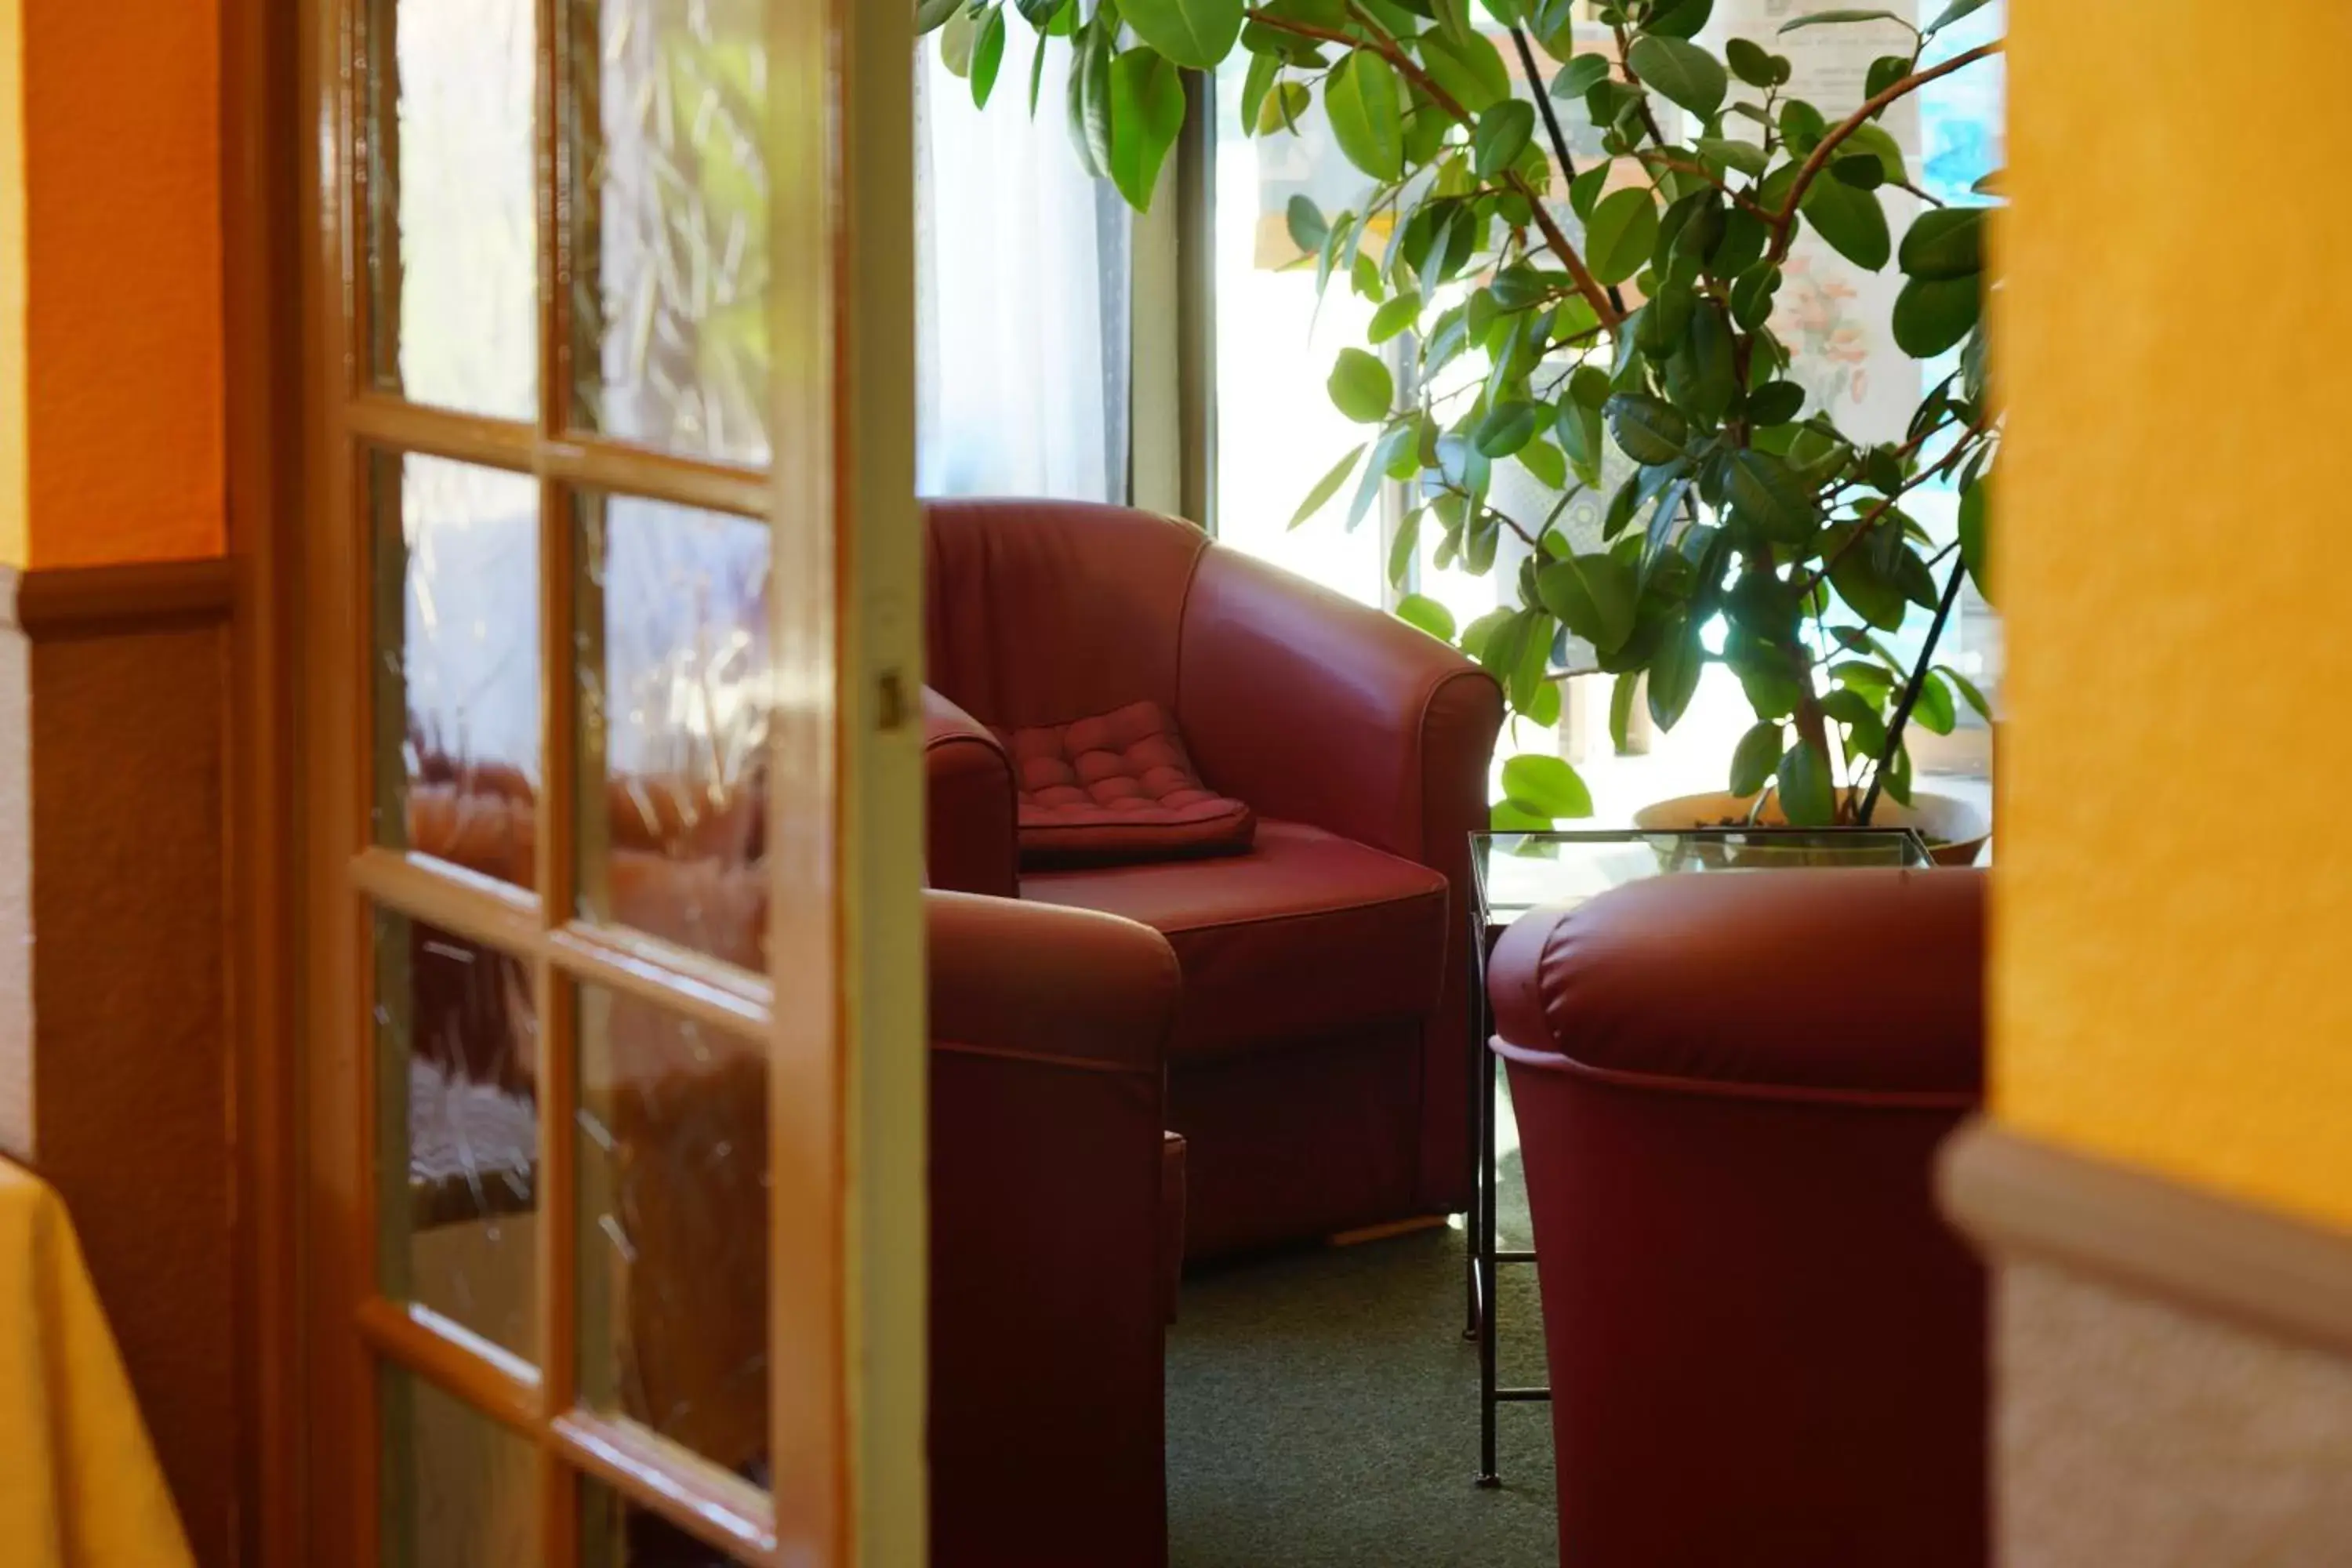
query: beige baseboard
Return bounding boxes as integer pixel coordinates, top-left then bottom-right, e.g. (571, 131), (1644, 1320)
(1940, 1121), (2352, 1566)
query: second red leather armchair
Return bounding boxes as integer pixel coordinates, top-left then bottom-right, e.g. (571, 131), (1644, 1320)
(923, 499), (1504, 1256)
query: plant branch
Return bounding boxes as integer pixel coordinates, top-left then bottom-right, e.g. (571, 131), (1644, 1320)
(1766, 41), (2002, 263)
(1611, 24), (1675, 156)
(1857, 556), (1967, 826)
(1508, 27), (1627, 319)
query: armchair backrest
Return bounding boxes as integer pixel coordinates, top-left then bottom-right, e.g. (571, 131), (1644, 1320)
(923, 499), (1209, 729)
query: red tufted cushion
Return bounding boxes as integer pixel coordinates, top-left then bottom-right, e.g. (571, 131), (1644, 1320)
(999, 700), (1256, 867)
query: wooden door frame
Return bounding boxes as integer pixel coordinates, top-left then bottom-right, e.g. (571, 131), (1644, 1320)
(221, 0), (307, 1562)
(224, 0), (924, 1561)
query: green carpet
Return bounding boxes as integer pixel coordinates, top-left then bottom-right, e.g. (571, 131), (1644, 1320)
(1167, 1142), (1557, 1567)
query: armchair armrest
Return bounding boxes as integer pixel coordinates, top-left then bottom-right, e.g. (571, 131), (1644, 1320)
(1175, 546), (1503, 868)
(927, 891), (1178, 1073)
(925, 889), (1177, 1563)
(924, 687), (1018, 898)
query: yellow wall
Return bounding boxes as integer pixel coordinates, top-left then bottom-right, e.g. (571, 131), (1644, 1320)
(0, 1), (223, 571)
(1996, 0), (2352, 1230)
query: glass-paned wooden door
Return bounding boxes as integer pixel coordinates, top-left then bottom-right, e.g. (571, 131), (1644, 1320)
(299, 0), (921, 1563)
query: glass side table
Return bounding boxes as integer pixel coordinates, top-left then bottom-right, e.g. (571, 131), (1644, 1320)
(1464, 827), (1936, 1486)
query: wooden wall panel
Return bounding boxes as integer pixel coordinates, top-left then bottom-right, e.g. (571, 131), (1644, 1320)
(9, 562), (237, 1567)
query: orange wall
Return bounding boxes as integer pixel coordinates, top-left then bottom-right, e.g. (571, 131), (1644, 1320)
(5, 0), (223, 569)
(1994, 0), (2352, 1230)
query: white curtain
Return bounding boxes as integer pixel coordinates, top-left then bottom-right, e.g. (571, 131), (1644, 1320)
(915, 33), (1131, 503)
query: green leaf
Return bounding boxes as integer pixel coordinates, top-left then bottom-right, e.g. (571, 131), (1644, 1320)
(1843, 121), (1910, 185)
(1925, 0), (1994, 34)
(1325, 52), (1406, 181)
(1537, 553), (1639, 653)
(1628, 34), (1727, 119)
(1941, 665), (1993, 721)
(1831, 152), (1884, 190)
(1286, 194), (1329, 256)
(1730, 263), (1780, 329)
(1550, 53), (1610, 102)
(1289, 445), (1366, 528)
(1723, 36), (1777, 89)
(1367, 291), (1422, 343)
(1778, 734), (1836, 826)
(1828, 543), (1909, 630)
(1421, 28), (1513, 116)
(1396, 591), (1457, 642)
(1891, 274), (1980, 358)
(1257, 79), (1313, 134)
(1730, 721), (1784, 797)
(1725, 449), (1817, 542)
(1646, 0), (1715, 39)
(1067, 25), (1116, 176)
(1120, 0), (1245, 70)
(1472, 100), (1536, 178)
(1502, 753), (1594, 818)
(1604, 393), (1689, 466)
(1569, 162), (1610, 221)
(1697, 136), (1769, 179)
(1457, 606), (1512, 662)
(1823, 687), (1887, 757)
(1475, 400), (1541, 459)
(1958, 475), (1991, 604)
(1912, 670), (1957, 735)
(971, 5), (1008, 106)
(1900, 207), (1987, 280)
(1648, 619), (1704, 731)
(1107, 49), (1186, 209)
(1609, 671), (1639, 753)
(1328, 348), (1394, 423)
(1492, 799), (1553, 832)
(1800, 176), (1890, 270)
(1746, 379), (1805, 425)
(917, 0), (964, 35)
(1779, 8), (1908, 33)
(1584, 187), (1661, 286)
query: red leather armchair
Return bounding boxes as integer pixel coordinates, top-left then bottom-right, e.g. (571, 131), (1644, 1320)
(923, 499), (1505, 1256)
(1488, 869), (1987, 1568)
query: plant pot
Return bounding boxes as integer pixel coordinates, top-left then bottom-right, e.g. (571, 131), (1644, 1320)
(1632, 789), (1991, 869)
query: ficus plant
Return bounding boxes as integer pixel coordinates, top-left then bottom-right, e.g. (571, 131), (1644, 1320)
(925, 0), (2003, 829)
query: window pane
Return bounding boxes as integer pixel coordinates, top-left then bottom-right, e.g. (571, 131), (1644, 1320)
(368, 0), (539, 419)
(374, 452), (542, 888)
(379, 1369), (541, 1566)
(575, 494), (768, 969)
(375, 909), (540, 1361)
(579, 1475), (738, 1567)
(1211, 49), (1382, 606)
(575, 982), (768, 1483)
(568, 0), (771, 463)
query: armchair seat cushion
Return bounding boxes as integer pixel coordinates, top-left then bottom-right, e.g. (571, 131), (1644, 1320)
(1023, 821), (1448, 1059)
(1000, 699), (1255, 866)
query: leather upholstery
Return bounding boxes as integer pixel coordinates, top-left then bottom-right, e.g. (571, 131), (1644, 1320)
(927, 891), (1178, 1568)
(924, 688), (1019, 898)
(1024, 820), (1446, 1058)
(1489, 869), (1987, 1568)
(924, 499), (1504, 1252)
(1000, 699), (1255, 866)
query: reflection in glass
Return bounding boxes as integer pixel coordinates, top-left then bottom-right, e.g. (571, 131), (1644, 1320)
(577, 494), (770, 967)
(368, 0), (539, 419)
(379, 1369), (541, 1566)
(580, 1475), (740, 1568)
(568, 0), (771, 462)
(376, 909), (540, 1361)
(575, 982), (768, 1483)
(374, 452), (542, 889)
